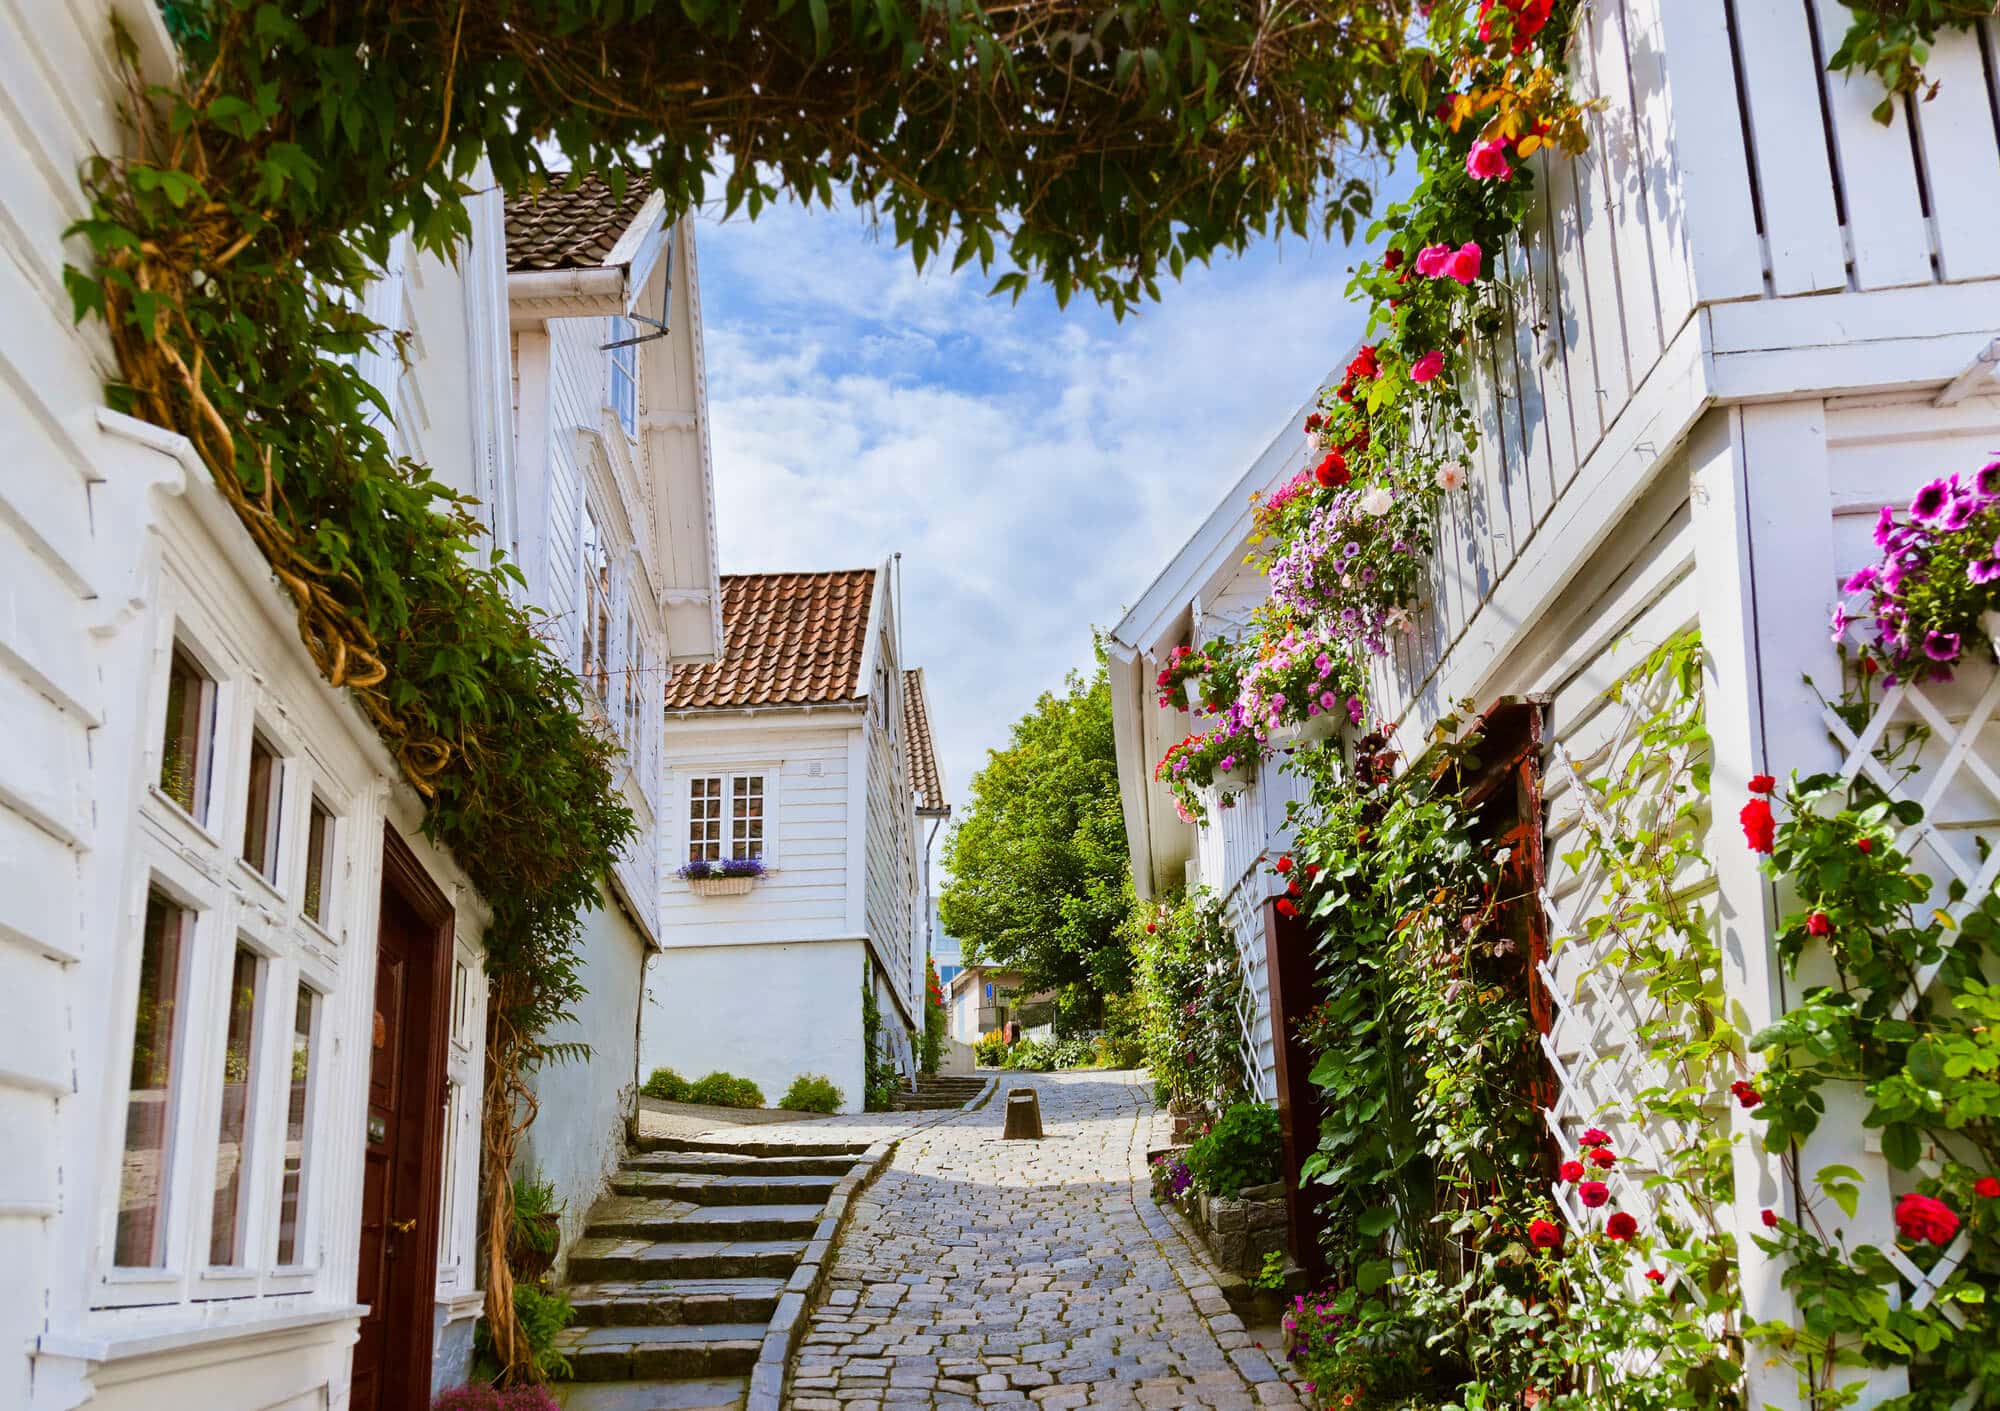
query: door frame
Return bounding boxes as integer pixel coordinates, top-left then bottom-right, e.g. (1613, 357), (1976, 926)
(372, 825), (456, 1401)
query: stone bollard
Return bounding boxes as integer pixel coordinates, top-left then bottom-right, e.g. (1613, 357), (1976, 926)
(1002, 1087), (1043, 1140)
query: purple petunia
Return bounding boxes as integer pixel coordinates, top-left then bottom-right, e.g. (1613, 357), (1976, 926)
(1924, 630), (1962, 662)
(1911, 479), (1953, 523)
(1970, 557), (2000, 585)
(1842, 565), (1879, 594)
(1980, 461), (2000, 499)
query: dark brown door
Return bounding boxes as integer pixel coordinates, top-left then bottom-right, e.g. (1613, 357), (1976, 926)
(353, 832), (453, 1411)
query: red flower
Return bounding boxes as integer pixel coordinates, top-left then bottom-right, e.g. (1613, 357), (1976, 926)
(1644, 1268), (1665, 1284)
(1315, 452), (1350, 489)
(1275, 855), (1294, 874)
(1527, 1218), (1563, 1250)
(1806, 911), (1832, 938)
(1578, 1181), (1610, 1209)
(1977, 1176), (2000, 1199)
(1761, 1208), (1780, 1228)
(1276, 898), (1298, 918)
(1287, 880), (1302, 898)
(1303, 413), (1323, 434)
(1382, 248), (1404, 271)
(1894, 1192), (1960, 1246)
(1347, 344), (1380, 381)
(1144, 924), (1156, 934)
(1748, 774), (1776, 794)
(1857, 837), (1875, 854)
(1605, 1212), (1638, 1241)
(1589, 1148), (1616, 1169)
(1740, 798), (1775, 853)
(1730, 1079), (1762, 1109)
(1579, 1127), (1611, 1148)
(1558, 1160), (1585, 1183)
(1304, 864), (1321, 879)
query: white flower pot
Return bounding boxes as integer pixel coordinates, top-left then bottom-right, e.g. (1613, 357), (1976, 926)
(1270, 713), (1342, 749)
(688, 876), (754, 897)
(1982, 609), (2000, 657)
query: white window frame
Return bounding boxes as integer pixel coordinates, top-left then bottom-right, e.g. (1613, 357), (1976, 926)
(681, 768), (777, 865)
(608, 315), (638, 436)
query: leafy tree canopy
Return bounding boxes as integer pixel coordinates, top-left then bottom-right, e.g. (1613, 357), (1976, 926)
(940, 659), (1132, 1002)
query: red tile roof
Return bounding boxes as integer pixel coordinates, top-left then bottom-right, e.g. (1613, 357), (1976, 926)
(904, 669), (946, 812)
(504, 173), (652, 272)
(664, 571), (878, 710)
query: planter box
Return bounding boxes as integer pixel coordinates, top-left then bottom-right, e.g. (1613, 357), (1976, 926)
(1269, 712), (1342, 750)
(687, 876), (754, 897)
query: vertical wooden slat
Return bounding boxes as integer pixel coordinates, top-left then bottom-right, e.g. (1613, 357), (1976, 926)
(1621, 0), (1701, 333)
(1505, 233), (1562, 530)
(1525, 176), (1584, 494)
(1488, 305), (1541, 558)
(1571, 124), (1635, 427)
(1911, 29), (2000, 282)
(1807, 0), (1933, 290)
(1654, 0), (1766, 302)
(1587, 0), (1666, 380)
(1467, 342), (1515, 597)
(1729, 0), (1846, 294)
(1545, 152), (1608, 465)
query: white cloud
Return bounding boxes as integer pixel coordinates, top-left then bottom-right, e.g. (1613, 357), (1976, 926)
(693, 195), (1378, 814)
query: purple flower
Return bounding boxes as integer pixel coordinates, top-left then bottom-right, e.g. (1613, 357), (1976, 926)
(1944, 493), (1980, 531)
(1392, 540), (1410, 554)
(1343, 541), (1361, 558)
(1319, 690), (1337, 710)
(1979, 461), (2000, 499)
(1341, 607), (1359, 624)
(1924, 630), (1962, 662)
(1842, 565), (1880, 594)
(1970, 557), (2000, 585)
(1830, 604), (1849, 642)
(1911, 479), (1953, 523)
(1346, 696), (1364, 725)
(1874, 505), (1901, 550)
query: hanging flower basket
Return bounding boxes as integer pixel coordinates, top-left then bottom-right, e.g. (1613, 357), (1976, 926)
(688, 876), (754, 897)
(1270, 712), (1344, 750)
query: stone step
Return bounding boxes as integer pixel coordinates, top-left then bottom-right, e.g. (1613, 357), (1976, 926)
(587, 1200), (825, 1243)
(566, 1277), (786, 1328)
(632, 1134), (869, 1159)
(623, 1150), (859, 1178)
(556, 1324), (765, 1382)
(887, 1097), (977, 1110)
(609, 1171), (843, 1205)
(555, 1376), (749, 1411)
(567, 1237), (807, 1283)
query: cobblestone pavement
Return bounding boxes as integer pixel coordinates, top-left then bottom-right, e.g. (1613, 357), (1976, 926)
(786, 1070), (1296, 1411)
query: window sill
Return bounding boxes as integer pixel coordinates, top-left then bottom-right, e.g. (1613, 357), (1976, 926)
(39, 1302), (365, 1365)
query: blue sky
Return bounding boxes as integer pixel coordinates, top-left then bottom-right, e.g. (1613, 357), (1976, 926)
(692, 195), (1382, 810)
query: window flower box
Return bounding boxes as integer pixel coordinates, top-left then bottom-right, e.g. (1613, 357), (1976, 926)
(678, 857), (766, 896)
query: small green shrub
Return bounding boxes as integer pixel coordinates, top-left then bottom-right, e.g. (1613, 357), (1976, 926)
(473, 1282), (573, 1382)
(779, 1073), (843, 1113)
(641, 1067), (689, 1102)
(686, 1071), (765, 1108)
(1183, 1101), (1282, 1198)
(1004, 1039), (1048, 1070)
(973, 1035), (1008, 1067)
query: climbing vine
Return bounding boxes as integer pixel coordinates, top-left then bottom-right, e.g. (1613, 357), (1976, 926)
(1128, 889), (1249, 1116)
(1827, 2), (2000, 125)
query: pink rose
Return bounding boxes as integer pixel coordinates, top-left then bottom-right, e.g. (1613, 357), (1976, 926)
(1411, 351), (1446, 383)
(1414, 243), (1453, 277)
(1446, 241), (1483, 286)
(1467, 139), (1514, 181)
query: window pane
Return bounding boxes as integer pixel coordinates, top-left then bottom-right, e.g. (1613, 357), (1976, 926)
(731, 776), (764, 859)
(303, 798), (333, 925)
(610, 317), (637, 434)
(242, 734), (282, 878)
(117, 892), (194, 1268)
(275, 984), (317, 1267)
(208, 944), (262, 1266)
(160, 646), (215, 821)
(688, 776), (722, 861)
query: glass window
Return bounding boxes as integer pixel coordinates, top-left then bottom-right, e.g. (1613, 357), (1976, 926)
(581, 505), (612, 704)
(160, 645), (216, 822)
(208, 944), (263, 1267)
(731, 775), (765, 860)
(688, 776), (722, 861)
(609, 316), (637, 435)
(242, 733), (283, 879)
(623, 617), (642, 746)
(116, 891), (195, 1268)
(302, 798), (334, 926)
(274, 983), (318, 1267)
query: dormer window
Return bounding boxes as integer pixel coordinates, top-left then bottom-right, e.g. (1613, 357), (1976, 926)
(608, 316), (637, 436)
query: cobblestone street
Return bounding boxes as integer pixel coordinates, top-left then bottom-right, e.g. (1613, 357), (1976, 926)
(785, 1071), (1296, 1411)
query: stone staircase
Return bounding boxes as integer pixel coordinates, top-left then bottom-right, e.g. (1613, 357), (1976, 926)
(553, 1135), (871, 1411)
(887, 1073), (989, 1111)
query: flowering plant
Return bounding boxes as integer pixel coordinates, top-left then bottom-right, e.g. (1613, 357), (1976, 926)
(1267, 481), (1439, 657)
(1153, 706), (1265, 819)
(677, 855), (767, 881)
(1831, 461), (2000, 683)
(1236, 618), (1367, 739)
(1154, 636), (1243, 713)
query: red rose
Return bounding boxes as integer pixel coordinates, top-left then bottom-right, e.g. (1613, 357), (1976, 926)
(1740, 798), (1775, 853)
(1748, 774), (1776, 794)
(1580, 1127), (1610, 1148)
(1644, 1268), (1665, 1284)
(1761, 1208), (1780, 1228)
(1605, 1212), (1638, 1241)
(1304, 864), (1320, 879)
(1144, 924), (1156, 934)
(1806, 911), (1832, 938)
(1977, 1176), (2000, 1199)
(1527, 1218), (1563, 1250)
(1315, 452), (1350, 489)
(1589, 1148), (1616, 1169)
(1287, 880), (1302, 898)
(1858, 837), (1875, 854)
(1304, 413), (1323, 434)
(1382, 248), (1404, 271)
(1894, 1191), (1960, 1246)
(1730, 1079), (1762, 1109)
(1347, 344), (1380, 381)
(1558, 1160), (1585, 1183)
(1578, 1181), (1610, 1209)
(1275, 855), (1294, 874)
(1276, 898), (1298, 918)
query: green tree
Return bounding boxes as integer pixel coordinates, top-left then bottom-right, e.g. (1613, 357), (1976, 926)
(940, 661), (1132, 1015)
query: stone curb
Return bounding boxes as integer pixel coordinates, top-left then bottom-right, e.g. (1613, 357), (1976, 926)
(747, 1094), (979, 1411)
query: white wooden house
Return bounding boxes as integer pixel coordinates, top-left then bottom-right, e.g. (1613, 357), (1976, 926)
(1110, 8), (2000, 1404)
(2, 7), (503, 1408)
(640, 566), (940, 1111)
(501, 176), (722, 1271)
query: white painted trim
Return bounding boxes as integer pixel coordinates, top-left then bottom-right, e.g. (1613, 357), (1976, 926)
(603, 189), (669, 273)
(852, 559), (891, 701)
(844, 725), (868, 936)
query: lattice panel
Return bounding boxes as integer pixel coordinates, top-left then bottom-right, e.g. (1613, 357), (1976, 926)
(1222, 886), (1273, 1104)
(1821, 663), (2000, 1409)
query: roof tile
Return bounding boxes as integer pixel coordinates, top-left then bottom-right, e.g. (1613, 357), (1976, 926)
(504, 173), (652, 272)
(664, 570), (877, 710)
(904, 669), (945, 812)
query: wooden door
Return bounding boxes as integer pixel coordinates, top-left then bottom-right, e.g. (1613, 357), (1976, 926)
(353, 832), (452, 1411)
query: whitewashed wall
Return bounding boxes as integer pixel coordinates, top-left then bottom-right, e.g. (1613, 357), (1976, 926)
(861, 601), (920, 1031)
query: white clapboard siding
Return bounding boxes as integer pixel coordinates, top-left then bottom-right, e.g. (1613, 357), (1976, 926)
(1734, 0), (1847, 295)
(1810, 0), (1934, 291)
